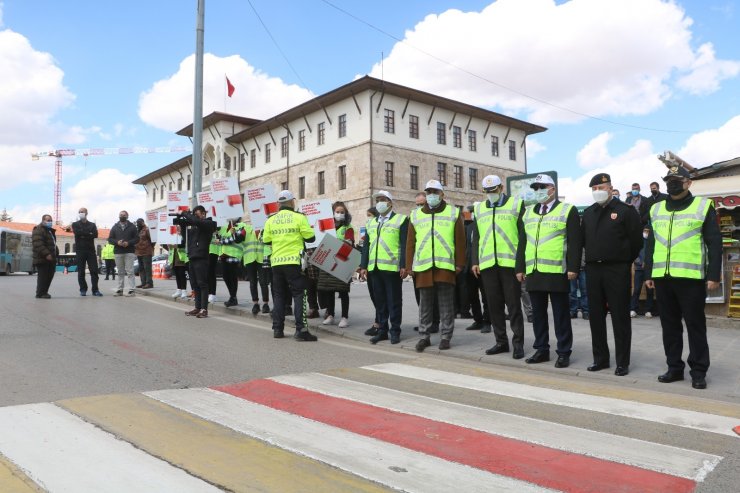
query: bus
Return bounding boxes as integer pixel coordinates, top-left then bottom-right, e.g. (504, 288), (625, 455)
(0, 227), (34, 275)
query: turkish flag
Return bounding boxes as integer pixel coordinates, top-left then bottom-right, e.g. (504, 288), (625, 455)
(226, 76), (235, 97)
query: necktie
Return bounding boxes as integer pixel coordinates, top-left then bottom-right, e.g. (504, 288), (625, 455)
(541, 205), (548, 215)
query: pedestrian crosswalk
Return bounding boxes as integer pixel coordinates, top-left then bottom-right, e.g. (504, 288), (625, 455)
(0, 359), (737, 492)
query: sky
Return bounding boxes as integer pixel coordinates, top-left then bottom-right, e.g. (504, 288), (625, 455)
(1, 0), (739, 227)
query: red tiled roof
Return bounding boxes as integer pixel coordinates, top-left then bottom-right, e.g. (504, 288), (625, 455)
(1, 221), (110, 239)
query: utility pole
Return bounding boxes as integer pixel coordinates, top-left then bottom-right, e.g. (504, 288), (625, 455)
(192, 0), (205, 208)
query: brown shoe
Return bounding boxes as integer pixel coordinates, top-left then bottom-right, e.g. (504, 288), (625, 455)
(195, 309), (208, 318)
(439, 339), (451, 350)
(185, 308), (200, 316)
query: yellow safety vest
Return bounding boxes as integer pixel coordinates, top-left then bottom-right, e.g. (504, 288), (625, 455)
(474, 197), (522, 269)
(167, 246), (189, 265)
(262, 209), (314, 266)
(650, 197), (711, 279)
(367, 213), (406, 272)
(101, 243), (115, 260)
(523, 202), (572, 274)
(218, 222), (246, 259)
(241, 224), (260, 265)
(410, 204), (458, 272)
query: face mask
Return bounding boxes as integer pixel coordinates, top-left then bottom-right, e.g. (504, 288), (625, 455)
(666, 180), (685, 196)
(334, 213), (345, 221)
(119, 215), (128, 222)
(426, 194), (441, 208)
(534, 189), (550, 204)
(487, 193), (500, 204)
(631, 190), (639, 196)
(592, 189), (610, 204)
(643, 232), (649, 239)
(78, 212), (86, 220)
(44, 221), (53, 228)
(375, 202), (390, 214)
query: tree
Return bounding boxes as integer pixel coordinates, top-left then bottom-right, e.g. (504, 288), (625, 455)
(0, 208), (12, 222)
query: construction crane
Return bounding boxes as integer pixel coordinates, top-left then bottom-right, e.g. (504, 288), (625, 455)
(31, 146), (189, 224)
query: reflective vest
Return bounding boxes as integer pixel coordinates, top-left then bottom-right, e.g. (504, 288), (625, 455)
(410, 204), (458, 272)
(474, 197), (522, 269)
(208, 234), (220, 255)
(336, 223), (355, 244)
(523, 202), (572, 275)
(262, 209), (314, 266)
(650, 197), (711, 279)
(240, 224), (260, 265)
(167, 246), (189, 265)
(101, 243), (115, 260)
(367, 213), (406, 272)
(218, 222), (246, 259)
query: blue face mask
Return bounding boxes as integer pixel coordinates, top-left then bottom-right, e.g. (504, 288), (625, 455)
(631, 190), (639, 196)
(44, 221), (53, 228)
(426, 193), (441, 208)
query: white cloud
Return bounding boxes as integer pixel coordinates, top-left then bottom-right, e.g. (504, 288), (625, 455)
(138, 54), (315, 132)
(678, 115), (740, 165)
(526, 138), (546, 158)
(368, 0), (738, 124)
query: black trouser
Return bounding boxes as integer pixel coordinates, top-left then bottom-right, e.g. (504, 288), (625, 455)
(272, 264), (308, 333)
(585, 262), (632, 367)
(174, 264), (188, 290)
(76, 250), (99, 292)
(245, 261), (270, 302)
(370, 269), (403, 335)
(480, 266), (523, 347)
(456, 270), (470, 315)
(104, 259), (116, 279)
(35, 261), (55, 296)
(467, 271), (489, 324)
(137, 254), (153, 286)
(366, 271), (380, 325)
(530, 290), (572, 356)
(189, 257), (209, 310)
(321, 290), (349, 318)
(306, 276), (319, 311)
(413, 276), (440, 328)
(208, 253), (218, 295)
(222, 260), (240, 299)
(654, 278), (709, 378)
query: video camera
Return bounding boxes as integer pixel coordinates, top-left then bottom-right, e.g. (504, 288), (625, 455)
(169, 210), (191, 226)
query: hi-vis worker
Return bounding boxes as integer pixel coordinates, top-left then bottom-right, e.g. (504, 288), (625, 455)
(471, 175), (526, 360)
(244, 227), (270, 315)
(218, 218), (249, 308)
(359, 190), (409, 345)
(515, 174), (582, 368)
(645, 165), (722, 390)
(405, 179), (465, 352)
(262, 190), (318, 341)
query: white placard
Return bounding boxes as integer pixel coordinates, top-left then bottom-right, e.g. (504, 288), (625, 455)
(211, 177), (243, 222)
(156, 212), (180, 245)
(145, 210), (159, 244)
(298, 199), (335, 248)
(308, 234), (360, 283)
(166, 191), (189, 215)
(245, 184), (278, 232)
(197, 191), (217, 220)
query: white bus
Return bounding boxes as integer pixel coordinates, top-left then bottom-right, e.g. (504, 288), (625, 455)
(0, 227), (34, 275)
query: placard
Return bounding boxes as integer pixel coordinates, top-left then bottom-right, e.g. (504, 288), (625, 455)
(197, 191), (217, 219)
(166, 191), (189, 215)
(506, 171), (559, 207)
(145, 210), (159, 243)
(298, 199), (334, 248)
(308, 234), (361, 283)
(211, 177), (243, 222)
(245, 184), (278, 231)
(156, 212), (180, 245)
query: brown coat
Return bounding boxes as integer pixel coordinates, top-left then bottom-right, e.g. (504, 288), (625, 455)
(32, 224), (58, 265)
(405, 200), (466, 288)
(135, 225), (154, 256)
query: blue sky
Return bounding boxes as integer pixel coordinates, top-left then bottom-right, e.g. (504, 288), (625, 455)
(1, 0), (739, 226)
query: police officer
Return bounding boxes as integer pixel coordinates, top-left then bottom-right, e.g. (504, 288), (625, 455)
(471, 175), (526, 359)
(218, 217), (248, 307)
(516, 174), (581, 368)
(406, 180), (466, 352)
(359, 190), (409, 345)
(262, 190), (318, 341)
(581, 173), (642, 376)
(645, 166), (722, 389)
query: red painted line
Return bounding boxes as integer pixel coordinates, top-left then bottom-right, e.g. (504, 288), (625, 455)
(734, 425), (740, 436)
(213, 379), (695, 493)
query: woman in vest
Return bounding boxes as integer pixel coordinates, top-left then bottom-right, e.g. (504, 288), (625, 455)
(164, 226), (190, 299)
(318, 202), (355, 328)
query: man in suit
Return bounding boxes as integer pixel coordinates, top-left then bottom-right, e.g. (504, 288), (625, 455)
(516, 174), (582, 368)
(625, 183), (649, 225)
(464, 204), (491, 334)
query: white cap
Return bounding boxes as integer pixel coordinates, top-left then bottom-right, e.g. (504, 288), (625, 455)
(277, 190), (295, 203)
(424, 179), (444, 191)
(373, 190), (393, 201)
(530, 174), (555, 188)
(481, 175), (502, 190)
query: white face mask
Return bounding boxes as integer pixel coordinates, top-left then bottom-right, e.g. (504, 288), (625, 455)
(592, 189), (610, 204)
(375, 202), (390, 214)
(78, 212), (87, 220)
(487, 193), (500, 204)
(534, 189), (550, 204)
(643, 232), (649, 239)
(334, 213), (345, 221)
(426, 193), (441, 208)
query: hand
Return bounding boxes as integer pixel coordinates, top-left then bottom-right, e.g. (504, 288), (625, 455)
(359, 268), (367, 280)
(645, 280), (654, 289)
(122, 241), (128, 248)
(567, 271), (577, 281)
(455, 266), (462, 274)
(471, 265), (480, 278)
(516, 272), (525, 282)
(400, 268), (408, 279)
(707, 280), (720, 291)
(45, 254), (53, 261)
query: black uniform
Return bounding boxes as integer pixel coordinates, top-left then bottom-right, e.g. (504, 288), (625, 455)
(71, 219), (100, 294)
(177, 213), (217, 311)
(581, 197), (642, 369)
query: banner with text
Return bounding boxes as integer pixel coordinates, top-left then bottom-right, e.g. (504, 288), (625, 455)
(146, 210), (159, 243)
(157, 211), (180, 245)
(210, 177), (243, 222)
(299, 199), (334, 248)
(245, 184), (278, 232)
(308, 234), (360, 283)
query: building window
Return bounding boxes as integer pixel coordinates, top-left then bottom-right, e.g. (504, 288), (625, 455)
(281, 136), (288, 158)
(410, 165), (419, 190)
(454, 165), (463, 188)
(384, 109), (395, 134)
(338, 165), (347, 190)
(318, 171), (325, 195)
(160, 187), (164, 199)
(177, 178), (183, 191)
(385, 161), (394, 187)
(453, 126), (462, 148)
(437, 122), (446, 145)
(409, 115), (419, 139)
(281, 181), (288, 191)
(205, 161), (209, 175)
(338, 114), (347, 138)
(224, 154), (231, 170)
(468, 130), (477, 152)
(265, 143), (271, 163)
(509, 140), (516, 160)
(239, 152), (246, 172)
(187, 175), (191, 191)
(299, 176), (306, 199)
(299, 129), (306, 151)
(469, 168), (478, 190)
(250, 149), (256, 168)
(168, 181), (173, 191)
(152, 188), (156, 202)
(491, 136), (499, 157)
(437, 162), (447, 186)
(317, 122), (325, 145)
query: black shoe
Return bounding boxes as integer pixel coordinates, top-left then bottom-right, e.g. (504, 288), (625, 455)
(36, 293), (51, 299)
(526, 315), (533, 323)
(526, 350), (550, 364)
(294, 331), (317, 342)
(439, 339), (451, 350)
(114, 290), (123, 296)
(262, 303), (270, 314)
(512, 345), (524, 359)
(225, 298), (238, 307)
(658, 371), (684, 383)
(570, 312), (577, 319)
(465, 321), (484, 331)
(485, 343), (510, 356)
(80, 290), (87, 296)
(582, 313), (590, 320)
(104, 277), (109, 280)
(251, 303), (260, 314)
(554, 355), (570, 368)
(614, 366), (629, 376)
(691, 376), (707, 389)
(412, 326), (419, 332)
(195, 309), (208, 318)
(587, 362), (610, 372)
(370, 332), (389, 344)
(459, 312), (473, 319)
(390, 333), (401, 344)
(365, 326), (379, 336)
(415, 338), (431, 353)
(480, 324), (492, 334)
(428, 326), (439, 334)
(92, 291), (103, 297)
(273, 330), (284, 339)
(142, 283), (153, 289)
(136, 284), (144, 288)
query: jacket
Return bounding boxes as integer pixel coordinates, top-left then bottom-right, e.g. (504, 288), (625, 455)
(70, 220), (98, 252)
(179, 213), (217, 260)
(135, 225), (155, 256)
(108, 221), (139, 254)
(32, 224), (58, 265)
(581, 197), (642, 265)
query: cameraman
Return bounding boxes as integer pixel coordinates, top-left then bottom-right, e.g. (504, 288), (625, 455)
(175, 205), (217, 318)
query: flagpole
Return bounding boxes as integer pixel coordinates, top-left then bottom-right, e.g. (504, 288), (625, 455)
(192, 0), (205, 208)
(224, 73), (226, 112)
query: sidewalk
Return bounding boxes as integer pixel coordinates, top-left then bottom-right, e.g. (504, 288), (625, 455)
(138, 277), (740, 402)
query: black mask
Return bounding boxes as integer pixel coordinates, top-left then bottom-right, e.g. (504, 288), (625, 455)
(651, 189), (659, 196)
(119, 215), (128, 222)
(666, 181), (685, 196)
